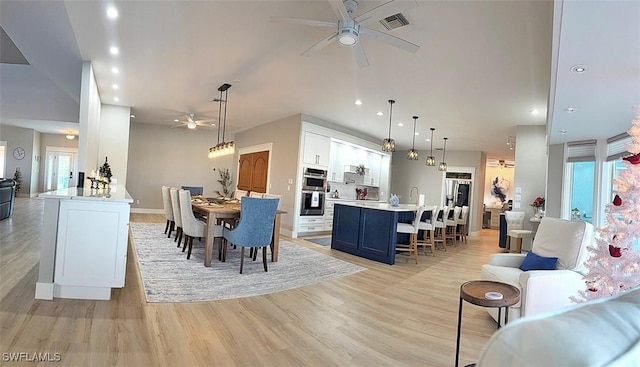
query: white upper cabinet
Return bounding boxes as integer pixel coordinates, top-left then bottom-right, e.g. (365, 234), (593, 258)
(367, 152), (382, 187)
(302, 131), (331, 167)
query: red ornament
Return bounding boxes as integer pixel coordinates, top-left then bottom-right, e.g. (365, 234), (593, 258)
(613, 195), (622, 206)
(623, 153), (640, 164)
(609, 245), (622, 257)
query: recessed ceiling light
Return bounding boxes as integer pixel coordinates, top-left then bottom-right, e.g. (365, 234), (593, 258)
(130, 114), (135, 118)
(397, 123), (404, 127)
(377, 111), (383, 116)
(112, 84), (119, 90)
(113, 97), (119, 102)
(110, 46), (119, 55)
(414, 132), (419, 136)
(570, 64), (587, 73)
(529, 109), (539, 115)
(106, 6), (118, 19)
(425, 138), (431, 142)
(560, 129), (568, 134)
(111, 67), (119, 74)
(174, 119), (179, 122)
(354, 99), (363, 106)
(564, 107), (575, 113)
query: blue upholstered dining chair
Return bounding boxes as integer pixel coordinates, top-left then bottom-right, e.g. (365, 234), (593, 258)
(223, 197), (279, 274)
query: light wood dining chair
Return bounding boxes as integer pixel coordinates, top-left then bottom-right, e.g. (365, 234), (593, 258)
(249, 191), (264, 198)
(234, 189), (248, 200)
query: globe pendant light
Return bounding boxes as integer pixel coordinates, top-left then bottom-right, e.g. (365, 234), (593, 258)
(406, 116), (419, 160)
(425, 127), (436, 166)
(438, 137), (448, 171)
(382, 99), (395, 152)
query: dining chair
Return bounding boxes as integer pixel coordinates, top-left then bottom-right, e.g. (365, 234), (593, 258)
(178, 189), (222, 260)
(395, 205), (428, 264)
(234, 189), (248, 200)
(161, 186), (175, 237)
(181, 185), (203, 196)
(417, 205), (439, 256)
(223, 197), (279, 274)
(249, 191), (264, 198)
(505, 211), (533, 253)
(169, 188), (183, 248)
(263, 193), (283, 209)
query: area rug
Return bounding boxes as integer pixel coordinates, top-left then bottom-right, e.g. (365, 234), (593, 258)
(307, 236), (332, 246)
(130, 223), (366, 303)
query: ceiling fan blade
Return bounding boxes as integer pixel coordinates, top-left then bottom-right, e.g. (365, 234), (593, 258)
(301, 32), (338, 56)
(352, 42), (369, 68)
(327, 0), (351, 22)
(361, 28), (419, 53)
(354, 0), (418, 27)
(270, 16), (336, 28)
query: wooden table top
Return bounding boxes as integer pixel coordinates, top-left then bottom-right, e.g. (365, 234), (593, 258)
(191, 201), (286, 215)
(459, 280), (520, 308)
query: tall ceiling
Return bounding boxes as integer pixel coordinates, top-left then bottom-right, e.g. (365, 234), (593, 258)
(1, 0), (638, 160)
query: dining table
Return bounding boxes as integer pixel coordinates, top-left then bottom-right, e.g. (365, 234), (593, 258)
(191, 200), (286, 267)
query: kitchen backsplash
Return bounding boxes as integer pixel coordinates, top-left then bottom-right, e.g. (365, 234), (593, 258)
(327, 180), (380, 200)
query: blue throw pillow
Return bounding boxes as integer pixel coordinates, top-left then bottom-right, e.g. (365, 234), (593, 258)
(519, 251), (558, 271)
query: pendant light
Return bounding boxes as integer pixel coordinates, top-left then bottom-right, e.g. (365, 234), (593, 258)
(208, 83), (235, 158)
(406, 115), (419, 160)
(425, 127), (436, 166)
(382, 99), (395, 152)
(438, 137), (448, 171)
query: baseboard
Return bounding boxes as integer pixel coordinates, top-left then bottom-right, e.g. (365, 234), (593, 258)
(131, 208), (164, 214)
(469, 230), (480, 237)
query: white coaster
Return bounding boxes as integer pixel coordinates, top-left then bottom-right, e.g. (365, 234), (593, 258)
(485, 292), (503, 300)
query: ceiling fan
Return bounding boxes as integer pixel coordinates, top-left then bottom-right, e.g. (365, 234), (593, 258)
(271, 0), (420, 68)
(171, 113), (215, 130)
(487, 159), (516, 168)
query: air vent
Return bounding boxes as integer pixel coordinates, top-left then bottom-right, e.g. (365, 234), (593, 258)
(379, 13), (409, 31)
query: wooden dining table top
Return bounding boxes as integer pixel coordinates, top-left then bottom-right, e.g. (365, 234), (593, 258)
(191, 199), (286, 215)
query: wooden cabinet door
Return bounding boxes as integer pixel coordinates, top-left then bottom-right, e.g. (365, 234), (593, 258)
(237, 154), (253, 191)
(251, 151), (269, 193)
(237, 151), (269, 192)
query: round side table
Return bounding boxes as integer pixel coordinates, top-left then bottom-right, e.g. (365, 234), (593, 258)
(455, 280), (520, 367)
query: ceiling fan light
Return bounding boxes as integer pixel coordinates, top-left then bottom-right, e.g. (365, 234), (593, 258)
(187, 121), (196, 129)
(65, 134), (75, 140)
(338, 23), (359, 46)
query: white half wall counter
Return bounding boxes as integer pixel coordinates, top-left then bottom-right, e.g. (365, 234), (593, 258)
(36, 185), (133, 300)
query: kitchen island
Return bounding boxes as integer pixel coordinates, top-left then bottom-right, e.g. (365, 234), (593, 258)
(36, 185), (133, 300)
(331, 201), (417, 265)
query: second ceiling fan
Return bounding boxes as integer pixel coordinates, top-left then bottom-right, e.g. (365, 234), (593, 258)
(271, 0), (420, 67)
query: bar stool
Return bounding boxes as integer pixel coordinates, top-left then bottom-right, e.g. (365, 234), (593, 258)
(417, 205), (439, 256)
(396, 206), (427, 264)
(505, 211), (533, 253)
(433, 206), (449, 251)
(457, 206), (469, 243)
(446, 206), (461, 246)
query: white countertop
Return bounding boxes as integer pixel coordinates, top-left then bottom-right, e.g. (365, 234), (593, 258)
(38, 184), (133, 203)
(334, 201), (418, 212)
(326, 197), (384, 202)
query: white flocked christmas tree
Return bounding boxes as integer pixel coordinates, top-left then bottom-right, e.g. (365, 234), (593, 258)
(574, 109), (640, 302)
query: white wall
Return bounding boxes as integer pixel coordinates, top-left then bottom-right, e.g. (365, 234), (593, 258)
(126, 123), (235, 211)
(390, 149), (484, 234)
(513, 125), (548, 231)
(0, 124), (35, 196)
(30, 131), (41, 195)
(77, 61), (101, 176)
(98, 104), (131, 185)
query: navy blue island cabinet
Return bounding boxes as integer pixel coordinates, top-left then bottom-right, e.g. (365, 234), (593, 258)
(331, 203), (415, 265)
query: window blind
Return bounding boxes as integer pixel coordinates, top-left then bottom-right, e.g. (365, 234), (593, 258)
(606, 133), (632, 161)
(567, 140), (597, 162)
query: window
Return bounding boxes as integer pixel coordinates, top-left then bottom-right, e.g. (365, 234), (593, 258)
(568, 161), (595, 223)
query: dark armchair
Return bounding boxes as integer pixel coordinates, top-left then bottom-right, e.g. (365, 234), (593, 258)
(0, 179), (16, 220)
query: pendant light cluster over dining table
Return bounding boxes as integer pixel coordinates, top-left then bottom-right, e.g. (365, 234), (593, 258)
(381, 99), (396, 152)
(406, 116), (419, 160)
(208, 83), (235, 158)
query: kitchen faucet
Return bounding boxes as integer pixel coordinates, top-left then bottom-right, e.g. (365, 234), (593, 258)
(409, 186), (419, 205)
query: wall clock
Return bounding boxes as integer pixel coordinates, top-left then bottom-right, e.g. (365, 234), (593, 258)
(13, 147), (26, 160)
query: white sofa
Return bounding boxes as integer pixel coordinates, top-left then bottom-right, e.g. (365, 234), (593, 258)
(477, 285), (640, 366)
(481, 217), (594, 323)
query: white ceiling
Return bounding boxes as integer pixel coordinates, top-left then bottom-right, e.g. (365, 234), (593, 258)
(1, 0), (638, 160)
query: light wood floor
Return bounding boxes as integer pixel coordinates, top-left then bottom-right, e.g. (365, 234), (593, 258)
(1, 198), (504, 366)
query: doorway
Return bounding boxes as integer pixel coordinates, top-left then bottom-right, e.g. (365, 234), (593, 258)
(44, 147), (78, 191)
